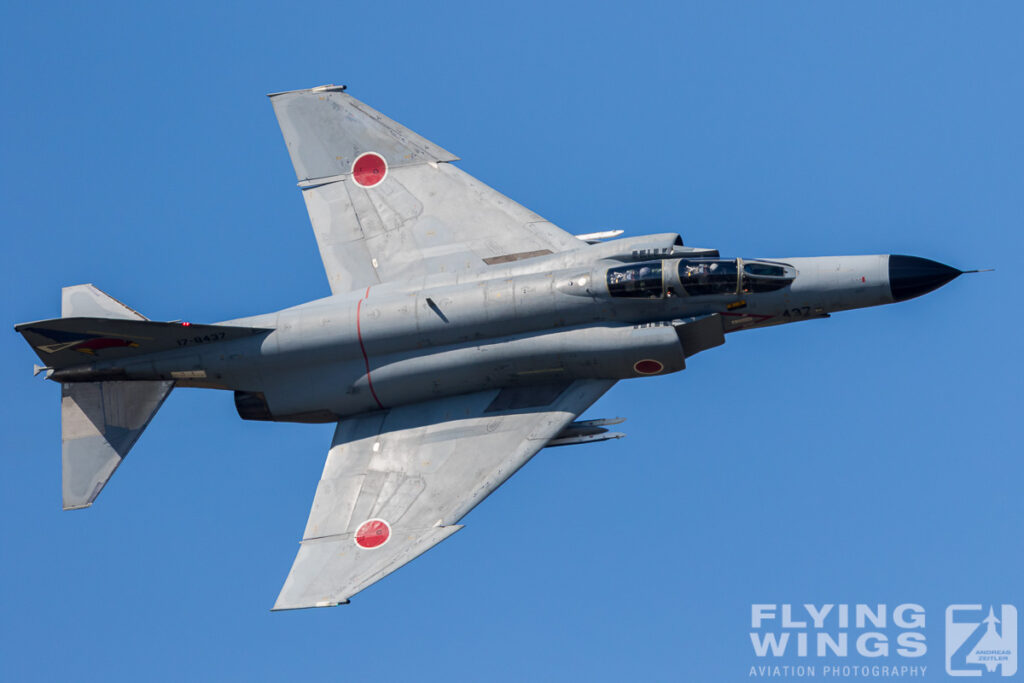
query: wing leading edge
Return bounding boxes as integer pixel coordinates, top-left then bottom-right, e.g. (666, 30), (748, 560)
(268, 86), (585, 293)
(273, 379), (615, 610)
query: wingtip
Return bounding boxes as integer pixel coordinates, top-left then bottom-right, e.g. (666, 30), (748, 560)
(267, 84), (348, 98)
(270, 598), (350, 612)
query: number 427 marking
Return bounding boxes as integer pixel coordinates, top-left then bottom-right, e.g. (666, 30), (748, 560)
(782, 306), (810, 318)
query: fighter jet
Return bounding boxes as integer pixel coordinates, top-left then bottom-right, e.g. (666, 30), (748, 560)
(16, 85), (975, 610)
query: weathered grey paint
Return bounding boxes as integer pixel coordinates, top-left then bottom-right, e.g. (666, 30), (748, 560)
(61, 379), (173, 509)
(272, 379), (613, 609)
(15, 86), (967, 609)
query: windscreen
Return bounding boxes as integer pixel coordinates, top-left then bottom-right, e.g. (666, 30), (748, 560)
(742, 261), (795, 293)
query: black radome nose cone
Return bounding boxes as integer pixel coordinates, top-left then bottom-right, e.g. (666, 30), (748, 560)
(888, 255), (962, 302)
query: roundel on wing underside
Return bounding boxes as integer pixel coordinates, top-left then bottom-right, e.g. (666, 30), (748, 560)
(351, 152), (388, 187)
(354, 519), (391, 549)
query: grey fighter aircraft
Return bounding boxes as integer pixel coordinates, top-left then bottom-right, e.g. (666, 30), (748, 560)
(16, 85), (974, 610)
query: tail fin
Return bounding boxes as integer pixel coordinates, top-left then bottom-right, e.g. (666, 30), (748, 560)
(17, 284), (269, 372)
(43, 285), (171, 509)
(62, 283), (146, 320)
(61, 379), (173, 509)
(18, 285), (269, 509)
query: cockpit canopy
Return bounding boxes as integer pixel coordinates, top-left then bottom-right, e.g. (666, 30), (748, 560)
(740, 260), (796, 292)
(678, 259), (739, 296)
(607, 262), (665, 298)
(606, 258), (795, 298)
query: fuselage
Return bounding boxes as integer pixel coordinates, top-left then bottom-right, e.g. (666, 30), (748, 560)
(69, 244), (960, 423)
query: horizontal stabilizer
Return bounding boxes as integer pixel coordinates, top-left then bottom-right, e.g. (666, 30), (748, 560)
(16, 317), (271, 370)
(62, 380), (173, 509)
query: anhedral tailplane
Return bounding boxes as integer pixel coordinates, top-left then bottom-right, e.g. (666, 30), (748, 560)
(22, 285), (174, 509)
(60, 379), (173, 509)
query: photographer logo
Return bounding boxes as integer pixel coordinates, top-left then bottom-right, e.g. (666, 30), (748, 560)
(946, 604), (1017, 677)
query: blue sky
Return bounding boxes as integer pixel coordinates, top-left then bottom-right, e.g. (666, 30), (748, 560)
(2, 2), (1021, 681)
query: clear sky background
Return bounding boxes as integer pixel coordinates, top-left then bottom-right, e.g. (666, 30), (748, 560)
(2, 2), (1022, 681)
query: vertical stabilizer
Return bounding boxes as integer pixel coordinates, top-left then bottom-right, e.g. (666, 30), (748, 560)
(54, 284), (170, 509)
(62, 284), (146, 320)
(62, 380), (173, 509)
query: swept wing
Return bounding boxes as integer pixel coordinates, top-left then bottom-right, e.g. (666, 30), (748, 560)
(274, 380), (613, 609)
(268, 85), (584, 293)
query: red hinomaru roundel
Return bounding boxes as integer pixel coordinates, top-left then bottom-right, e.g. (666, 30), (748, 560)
(354, 519), (391, 549)
(351, 152), (388, 187)
(633, 359), (664, 375)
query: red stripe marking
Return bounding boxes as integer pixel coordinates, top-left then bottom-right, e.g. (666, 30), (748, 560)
(356, 287), (384, 409)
